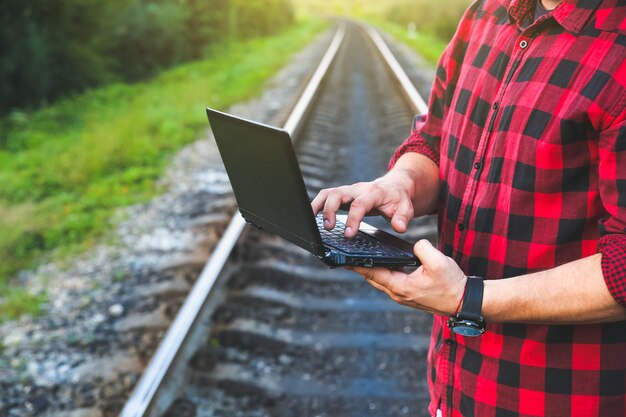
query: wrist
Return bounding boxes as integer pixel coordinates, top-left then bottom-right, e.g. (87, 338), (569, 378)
(448, 276), (486, 336)
(451, 275), (469, 316)
(390, 153), (439, 215)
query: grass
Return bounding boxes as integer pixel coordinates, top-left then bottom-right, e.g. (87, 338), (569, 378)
(368, 19), (447, 66)
(0, 17), (328, 320)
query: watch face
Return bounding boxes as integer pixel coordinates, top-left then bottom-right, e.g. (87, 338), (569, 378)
(448, 318), (485, 337)
(451, 325), (484, 337)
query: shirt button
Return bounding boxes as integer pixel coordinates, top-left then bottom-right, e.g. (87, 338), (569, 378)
(474, 161), (482, 169)
(445, 339), (455, 346)
(458, 223), (465, 232)
(493, 102), (499, 110)
(520, 40), (528, 49)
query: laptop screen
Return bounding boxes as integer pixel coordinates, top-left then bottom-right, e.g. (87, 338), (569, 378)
(207, 108), (325, 256)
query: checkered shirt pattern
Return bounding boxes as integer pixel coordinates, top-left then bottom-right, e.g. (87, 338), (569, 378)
(389, 0), (626, 415)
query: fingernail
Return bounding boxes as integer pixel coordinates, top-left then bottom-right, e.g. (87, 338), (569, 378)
(397, 218), (406, 226)
(345, 227), (353, 235)
(324, 219), (330, 228)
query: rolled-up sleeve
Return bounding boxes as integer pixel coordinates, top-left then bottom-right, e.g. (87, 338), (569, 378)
(597, 106), (626, 307)
(389, 115), (440, 169)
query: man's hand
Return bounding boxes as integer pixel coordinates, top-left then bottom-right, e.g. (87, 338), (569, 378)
(351, 239), (467, 316)
(311, 170), (416, 238)
(353, 242), (626, 323)
(311, 153), (439, 238)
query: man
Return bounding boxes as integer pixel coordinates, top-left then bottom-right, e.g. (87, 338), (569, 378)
(312, 0), (626, 415)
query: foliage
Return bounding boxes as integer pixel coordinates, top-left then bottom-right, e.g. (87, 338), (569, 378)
(293, 0), (471, 43)
(109, 1), (193, 82)
(0, 287), (47, 321)
(0, 0), (122, 114)
(293, 0), (389, 16)
(0, 0), (295, 116)
(0, 17), (327, 320)
(372, 20), (447, 65)
(384, 0), (471, 42)
(231, 0), (295, 39)
(186, 0), (231, 57)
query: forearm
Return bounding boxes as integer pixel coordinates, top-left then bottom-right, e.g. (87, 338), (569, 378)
(388, 152), (439, 217)
(483, 254), (626, 324)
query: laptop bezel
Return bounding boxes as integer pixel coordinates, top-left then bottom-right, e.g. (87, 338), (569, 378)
(206, 107), (419, 268)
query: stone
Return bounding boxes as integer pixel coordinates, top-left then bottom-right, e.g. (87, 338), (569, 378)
(50, 408), (103, 417)
(73, 354), (143, 381)
(108, 304), (124, 317)
(113, 306), (169, 333)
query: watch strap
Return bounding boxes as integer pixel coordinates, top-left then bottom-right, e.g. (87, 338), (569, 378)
(459, 276), (484, 322)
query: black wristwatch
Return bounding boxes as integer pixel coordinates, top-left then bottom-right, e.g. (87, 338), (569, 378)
(447, 276), (486, 337)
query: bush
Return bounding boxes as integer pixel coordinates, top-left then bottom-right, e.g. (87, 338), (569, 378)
(109, 2), (192, 82)
(0, 0), (122, 114)
(186, 0), (231, 57)
(0, 0), (295, 116)
(232, 0), (295, 39)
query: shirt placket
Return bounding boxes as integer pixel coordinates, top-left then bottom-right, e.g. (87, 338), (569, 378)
(437, 322), (456, 415)
(442, 26), (541, 417)
(452, 27), (539, 266)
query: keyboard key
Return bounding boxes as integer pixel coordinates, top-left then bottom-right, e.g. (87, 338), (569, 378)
(316, 215), (407, 256)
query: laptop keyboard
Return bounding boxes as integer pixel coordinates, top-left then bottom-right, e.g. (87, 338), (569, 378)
(316, 215), (409, 257)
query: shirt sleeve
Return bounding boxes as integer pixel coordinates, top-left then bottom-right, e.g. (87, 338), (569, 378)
(596, 108), (626, 307)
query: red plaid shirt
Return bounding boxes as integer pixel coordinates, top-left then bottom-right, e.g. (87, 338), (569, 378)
(390, 0), (626, 415)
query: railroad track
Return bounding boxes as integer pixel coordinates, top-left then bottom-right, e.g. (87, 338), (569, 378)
(121, 21), (437, 417)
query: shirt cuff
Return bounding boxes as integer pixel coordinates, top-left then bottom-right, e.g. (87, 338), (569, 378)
(597, 234), (626, 308)
(389, 114), (440, 170)
(388, 132), (440, 170)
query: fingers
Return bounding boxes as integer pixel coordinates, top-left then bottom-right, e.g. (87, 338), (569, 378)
(413, 239), (445, 270)
(344, 189), (385, 237)
(324, 186), (360, 229)
(350, 243), (467, 316)
(390, 197), (414, 233)
(344, 199), (372, 237)
(352, 266), (397, 292)
(312, 184), (378, 234)
(310, 189), (328, 215)
(322, 190), (343, 229)
(352, 266), (376, 281)
(351, 266), (408, 305)
(312, 187), (348, 229)
(311, 179), (415, 238)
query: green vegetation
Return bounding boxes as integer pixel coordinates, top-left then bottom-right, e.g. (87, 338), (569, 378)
(293, 0), (470, 63)
(0, 288), (48, 323)
(372, 20), (448, 65)
(1, 0), (469, 322)
(370, 0), (469, 66)
(294, 0), (389, 16)
(383, 0), (470, 42)
(1, 0), (294, 115)
(0, 17), (327, 320)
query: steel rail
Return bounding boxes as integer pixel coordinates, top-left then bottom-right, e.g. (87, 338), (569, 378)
(363, 24), (429, 115)
(119, 24), (346, 417)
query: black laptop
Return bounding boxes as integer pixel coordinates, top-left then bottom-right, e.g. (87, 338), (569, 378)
(206, 108), (419, 268)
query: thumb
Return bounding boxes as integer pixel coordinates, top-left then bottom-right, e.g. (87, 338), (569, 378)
(413, 239), (444, 269)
